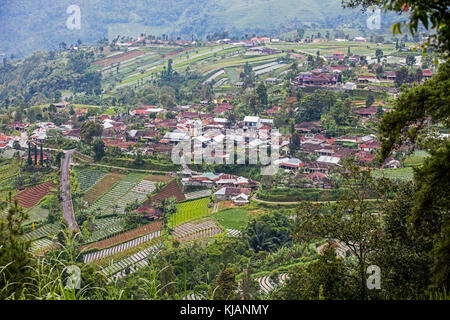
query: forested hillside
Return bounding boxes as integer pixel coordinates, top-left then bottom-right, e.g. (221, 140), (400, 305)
(0, 0), (368, 57)
(0, 50), (101, 105)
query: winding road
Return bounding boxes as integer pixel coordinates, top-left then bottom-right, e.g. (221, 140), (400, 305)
(60, 149), (79, 232)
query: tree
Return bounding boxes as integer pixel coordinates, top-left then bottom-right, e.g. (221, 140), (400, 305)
(294, 159), (383, 300)
(343, 0), (450, 53)
(0, 198), (32, 299)
(375, 49), (383, 63)
(378, 60), (450, 289)
(394, 67), (408, 87)
(241, 267), (259, 300)
(256, 82), (268, 106)
(406, 54), (417, 67)
(274, 245), (357, 300)
(34, 144), (37, 165)
(154, 197), (177, 227)
(211, 268), (238, 300)
(92, 137), (105, 162)
(27, 143), (32, 166)
(39, 143), (43, 166)
(366, 94), (375, 107)
(80, 121), (103, 144)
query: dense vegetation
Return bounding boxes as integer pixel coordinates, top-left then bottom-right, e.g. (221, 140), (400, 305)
(0, 50), (101, 105)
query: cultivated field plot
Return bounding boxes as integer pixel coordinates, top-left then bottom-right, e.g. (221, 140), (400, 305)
(30, 238), (55, 255)
(87, 172), (147, 216)
(84, 217), (126, 244)
(169, 197), (211, 227)
(19, 223), (59, 242)
(75, 168), (107, 192)
(100, 175), (153, 216)
(0, 162), (19, 185)
(93, 49), (146, 67)
(83, 172), (124, 204)
(184, 189), (212, 201)
(151, 179), (186, 203)
(172, 219), (222, 243)
(13, 181), (55, 209)
(256, 274), (289, 295)
(372, 167), (414, 181)
(101, 245), (159, 280)
(80, 221), (163, 251)
(83, 230), (162, 263)
(226, 229), (242, 237)
(143, 174), (172, 183)
(25, 205), (49, 223)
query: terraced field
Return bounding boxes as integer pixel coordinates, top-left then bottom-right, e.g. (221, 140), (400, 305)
(169, 197), (211, 227)
(84, 217), (126, 244)
(81, 221), (163, 251)
(13, 181), (55, 209)
(256, 274), (289, 295)
(86, 173), (147, 216)
(83, 172), (124, 204)
(83, 230), (161, 263)
(30, 238), (55, 255)
(184, 189), (212, 201)
(172, 219), (222, 243)
(101, 245), (160, 281)
(19, 223), (59, 242)
(75, 168), (107, 192)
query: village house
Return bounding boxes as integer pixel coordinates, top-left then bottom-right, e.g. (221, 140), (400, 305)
(333, 51), (345, 60)
(214, 187), (251, 202)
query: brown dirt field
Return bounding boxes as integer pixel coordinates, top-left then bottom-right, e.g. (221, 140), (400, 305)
(144, 174), (172, 183)
(14, 181), (55, 209)
(80, 221), (163, 251)
(151, 179), (186, 203)
(83, 172), (124, 204)
(92, 50), (145, 67)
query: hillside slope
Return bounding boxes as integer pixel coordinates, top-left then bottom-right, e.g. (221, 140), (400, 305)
(0, 0), (358, 57)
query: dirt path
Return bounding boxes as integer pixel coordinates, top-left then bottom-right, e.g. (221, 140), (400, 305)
(60, 149), (79, 232)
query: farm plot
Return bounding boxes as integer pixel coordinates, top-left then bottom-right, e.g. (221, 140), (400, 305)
(184, 189), (212, 201)
(93, 49), (145, 67)
(75, 168), (107, 192)
(256, 274), (289, 295)
(83, 172), (124, 204)
(83, 230), (161, 263)
(144, 174), (172, 183)
(226, 229), (242, 237)
(169, 197), (211, 227)
(13, 181), (55, 209)
(19, 224), (59, 241)
(81, 221), (163, 251)
(254, 63), (286, 76)
(172, 219), (222, 243)
(25, 205), (49, 223)
(100, 176), (153, 216)
(87, 173), (146, 216)
(101, 245), (159, 281)
(84, 217), (126, 244)
(20, 223), (59, 242)
(30, 238), (55, 255)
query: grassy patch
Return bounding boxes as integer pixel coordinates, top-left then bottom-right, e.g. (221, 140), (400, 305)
(372, 167), (414, 181)
(213, 208), (249, 230)
(25, 205), (49, 224)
